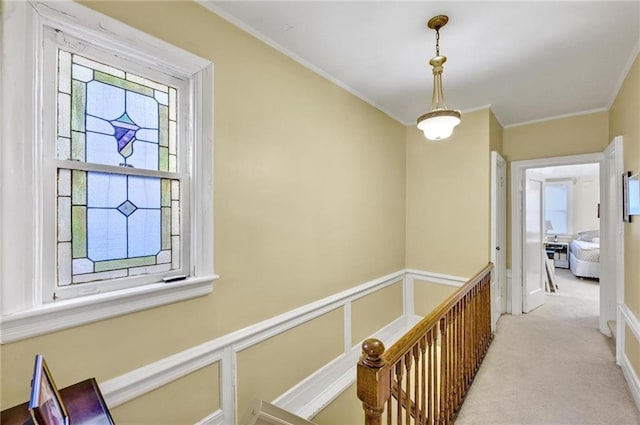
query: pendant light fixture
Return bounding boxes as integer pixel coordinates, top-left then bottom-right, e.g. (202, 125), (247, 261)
(416, 15), (461, 141)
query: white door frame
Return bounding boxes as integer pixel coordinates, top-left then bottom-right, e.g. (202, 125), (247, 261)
(510, 152), (604, 315)
(602, 137), (624, 360)
(491, 151), (507, 330)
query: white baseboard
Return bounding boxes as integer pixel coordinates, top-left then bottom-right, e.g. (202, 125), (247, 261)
(273, 314), (422, 420)
(620, 353), (640, 411)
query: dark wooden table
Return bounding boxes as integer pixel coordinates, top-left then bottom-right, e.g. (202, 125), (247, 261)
(0, 378), (114, 425)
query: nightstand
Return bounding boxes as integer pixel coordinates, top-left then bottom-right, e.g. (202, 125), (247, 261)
(544, 242), (569, 268)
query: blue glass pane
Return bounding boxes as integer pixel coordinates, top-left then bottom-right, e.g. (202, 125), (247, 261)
(136, 129), (158, 143)
(128, 176), (160, 208)
(87, 209), (127, 261)
(86, 132), (122, 166)
(86, 81), (124, 120)
(126, 91), (159, 129)
(87, 172), (127, 207)
(128, 210), (161, 257)
(127, 141), (159, 170)
(86, 115), (114, 135)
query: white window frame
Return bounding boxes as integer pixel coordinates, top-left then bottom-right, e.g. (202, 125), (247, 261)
(544, 179), (574, 236)
(0, 1), (217, 343)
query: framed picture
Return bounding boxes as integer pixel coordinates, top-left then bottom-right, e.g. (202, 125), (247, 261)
(29, 355), (69, 425)
(623, 172), (632, 223)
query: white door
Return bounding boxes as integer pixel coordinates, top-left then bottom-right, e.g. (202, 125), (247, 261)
(523, 170), (545, 313)
(491, 152), (507, 330)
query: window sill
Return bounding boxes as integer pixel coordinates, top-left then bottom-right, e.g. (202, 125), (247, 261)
(0, 275), (219, 343)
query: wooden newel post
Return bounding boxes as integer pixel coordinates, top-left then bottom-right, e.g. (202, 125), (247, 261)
(357, 338), (390, 425)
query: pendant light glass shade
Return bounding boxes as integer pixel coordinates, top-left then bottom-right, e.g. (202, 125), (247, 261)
(417, 16), (460, 141)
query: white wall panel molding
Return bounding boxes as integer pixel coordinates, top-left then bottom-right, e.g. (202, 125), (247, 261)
(618, 304), (640, 411)
(92, 268), (450, 423)
(621, 353), (640, 411)
(273, 314), (422, 420)
(405, 269), (467, 287)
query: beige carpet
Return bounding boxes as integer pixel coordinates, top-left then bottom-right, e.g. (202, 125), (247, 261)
(455, 269), (640, 425)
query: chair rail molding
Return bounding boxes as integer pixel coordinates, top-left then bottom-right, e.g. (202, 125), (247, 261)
(94, 267), (467, 424)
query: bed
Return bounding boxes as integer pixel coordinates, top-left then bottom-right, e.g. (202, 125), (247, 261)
(569, 230), (600, 279)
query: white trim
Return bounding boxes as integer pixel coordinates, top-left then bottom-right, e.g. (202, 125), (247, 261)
(0, 276), (217, 344)
(405, 269), (467, 287)
(620, 354), (640, 415)
(607, 40), (640, 109)
(1, 1), (215, 342)
(194, 409), (224, 425)
(601, 137), (624, 339)
(619, 304), (640, 410)
(101, 324), (225, 407)
(100, 268), (404, 411)
(620, 304), (640, 344)
(510, 153), (604, 315)
(273, 314), (421, 420)
(90, 267), (457, 422)
(503, 108), (608, 129)
(197, 1), (405, 125)
(403, 275), (415, 317)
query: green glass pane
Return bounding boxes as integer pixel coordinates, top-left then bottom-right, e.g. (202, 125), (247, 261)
(161, 179), (171, 207)
(71, 80), (86, 132)
(159, 105), (169, 147)
(94, 70), (154, 97)
(162, 207), (171, 250)
(72, 170), (87, 205)
(94, 255), (156, 273)
(71, 131), (85, 161)
(72, 206), (87, 258)
(159, 147), (169, 172)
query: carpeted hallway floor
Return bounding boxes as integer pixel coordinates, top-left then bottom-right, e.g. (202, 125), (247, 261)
(455, 269), (640, 425)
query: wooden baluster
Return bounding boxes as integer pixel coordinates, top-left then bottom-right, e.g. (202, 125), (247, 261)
(358, 339), (389, 425)
(455, 304), (461, 410)
(427, 329), (435, 425)
(420, 337), (427, 425)
(396, 359), (404, 425)
(439, 317), (447, 425)
(405, 352), (412, 425)
(414, 344), (422, 425)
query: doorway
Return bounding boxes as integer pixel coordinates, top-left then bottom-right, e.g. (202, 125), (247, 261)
(509, 139), (623, 344)
(526, 163), (601, 314)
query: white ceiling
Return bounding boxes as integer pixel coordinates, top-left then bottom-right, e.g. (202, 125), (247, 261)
(533, 163), (600, 179)
(203, 1), (639, 127)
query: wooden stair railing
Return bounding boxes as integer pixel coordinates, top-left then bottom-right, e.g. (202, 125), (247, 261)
(357, 263), (494, 425)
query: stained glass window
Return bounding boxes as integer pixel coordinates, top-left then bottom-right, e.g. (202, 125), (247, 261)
(56, 50), (182, 286)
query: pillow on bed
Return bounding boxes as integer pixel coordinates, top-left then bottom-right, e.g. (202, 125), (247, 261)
(591, 237), (600, 244)
(577, 230), (599, 242)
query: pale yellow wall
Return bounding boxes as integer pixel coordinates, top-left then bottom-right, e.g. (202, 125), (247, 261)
(610, 54), (640, 376)
(502, 111), (609, 267)
(312, 383), (362, 425)
(489, 109), (504, 155)
(1, 0), (407, 418)
(236, 309), (343, 417)
(503, 111), (609, 162)
(406, 109), (491, 277)
(112, 363), (220, 424)
(351, 281), (404, 346)
(414, 281), (457, 317)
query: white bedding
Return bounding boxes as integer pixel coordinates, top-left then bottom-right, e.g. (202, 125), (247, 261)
(569, 240), (600, 279)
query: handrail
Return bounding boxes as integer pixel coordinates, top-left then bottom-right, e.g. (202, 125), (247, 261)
(382, 263), (493, 363)
(357, 263), (494, 425)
